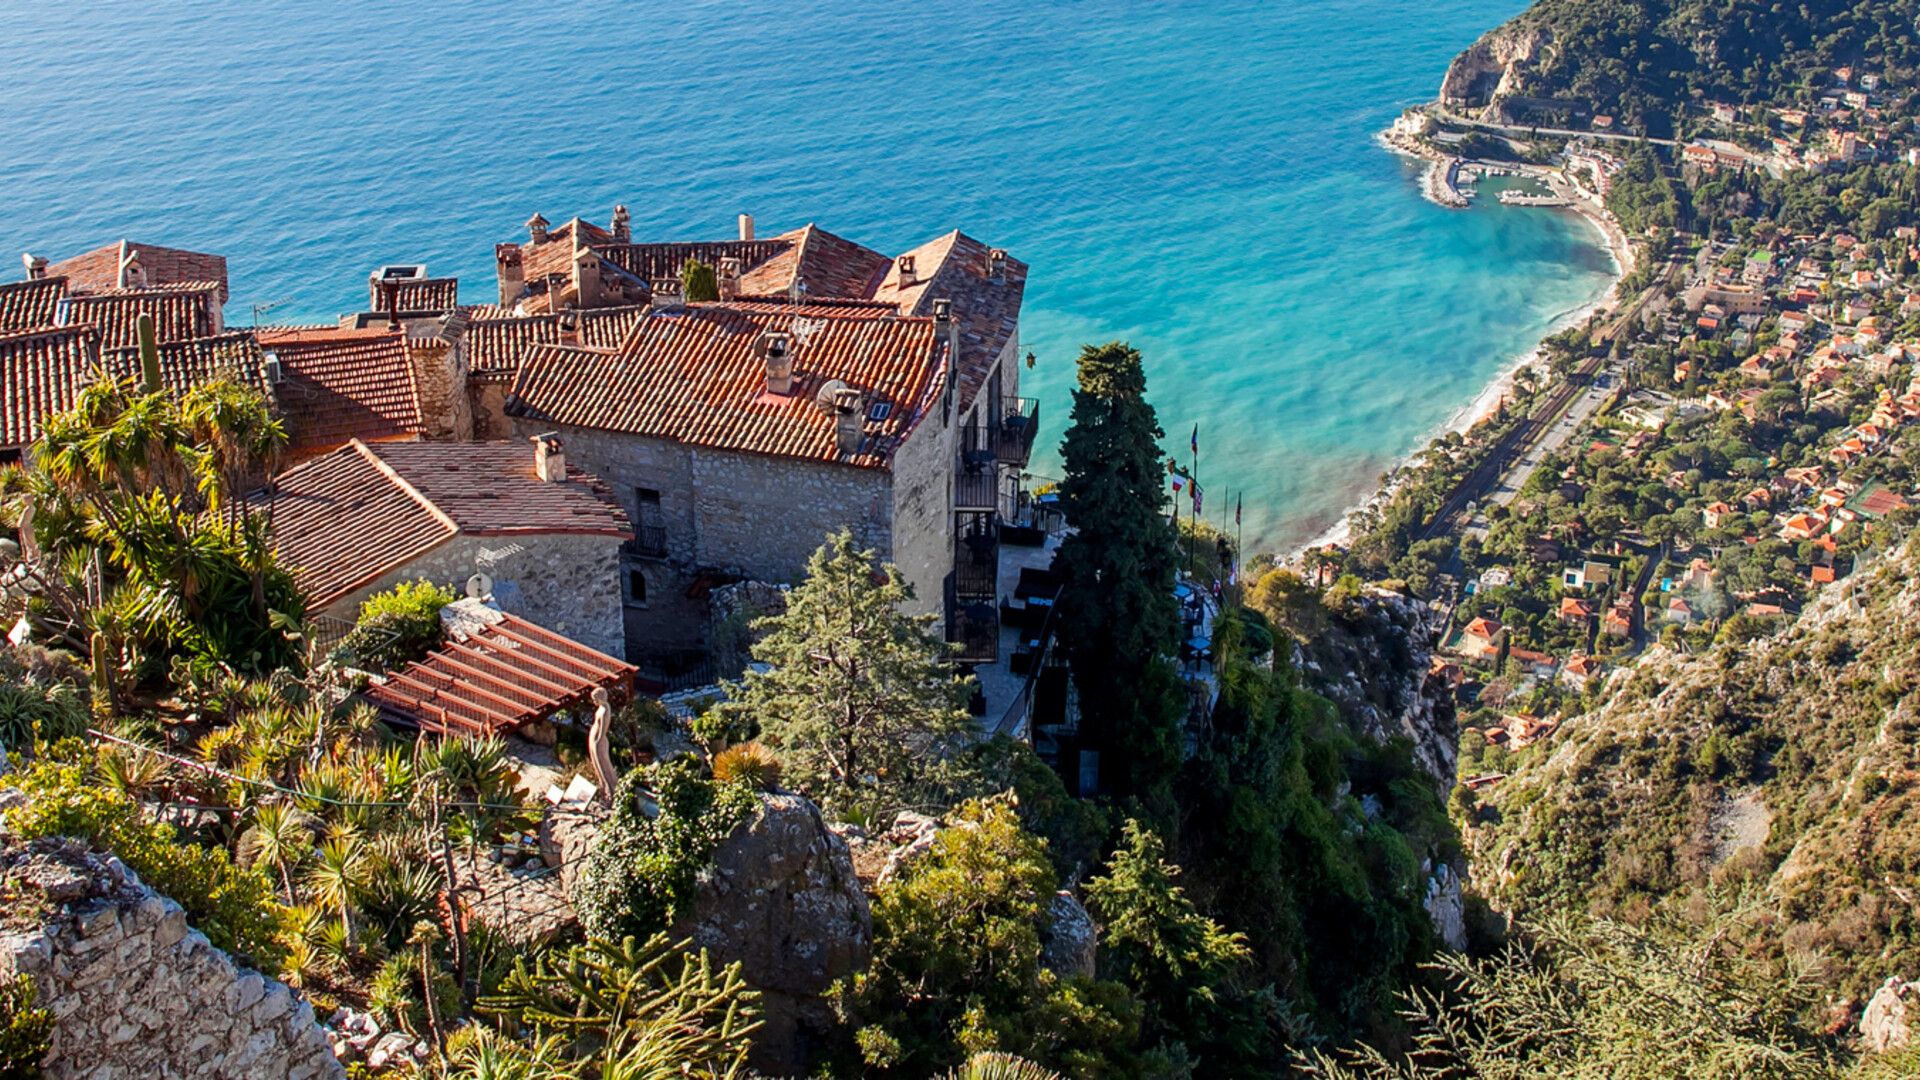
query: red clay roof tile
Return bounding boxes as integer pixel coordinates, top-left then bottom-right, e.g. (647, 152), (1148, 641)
(0, 326), (102, 448)
(46, 241), (229, 303)
(0, 278), (69, 332)
(57, 283), (222, 349)
(257, 326), (422, 453)
(507, 305), (945, 469)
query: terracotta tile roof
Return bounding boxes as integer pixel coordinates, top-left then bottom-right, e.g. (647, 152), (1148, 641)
(1, 327), (273, 449)
(45, 241), (229, 303)
(599, 240), (795, 286)
(0, 278), (68, 331)
(370, 277), (459, 312)
(467, 317), (563, 372)
(519, 218), (621, 281)
(872, 231), (1027, 408)
(56, 283), (222, 349)
(508, 306), (946, 469)
(256, 326), (421, 453)
(0, 326), (102, 447)
(735, 225), (890, 299)
(100, 332), (271, 396)
(362, 612), (635, 736)
(580, 305), (650, 348)
(263, 439), (630, 608)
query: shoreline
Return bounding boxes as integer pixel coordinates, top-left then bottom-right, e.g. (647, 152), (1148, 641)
(1285, 134), (1631, 563)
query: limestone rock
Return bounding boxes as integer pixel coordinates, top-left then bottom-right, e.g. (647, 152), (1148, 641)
(1293, 589), (1457, 784)
(1863, 976), (1917, 1053)
(674, 793), (871, 1076)
(1424, 863), (1468, 951)
(1039, 891), (1098, 979)
(1439, 24), (1553, 110)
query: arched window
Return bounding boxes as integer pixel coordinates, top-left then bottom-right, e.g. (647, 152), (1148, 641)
(628, 568), (647, 605)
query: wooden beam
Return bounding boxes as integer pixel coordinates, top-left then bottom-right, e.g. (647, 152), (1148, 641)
(441, 640), (576, 698)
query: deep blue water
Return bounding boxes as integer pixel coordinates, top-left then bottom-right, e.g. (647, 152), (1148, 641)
(0, 0), (1615, 551)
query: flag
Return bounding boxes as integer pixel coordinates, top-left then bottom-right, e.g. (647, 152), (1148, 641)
(1235, 494), (1242, 526)
(1191, 424), (1199, 454)
(1171, 477), (1184, 494)
(1192, 481), (1203, 516)
(1168, 460), (1193, 482)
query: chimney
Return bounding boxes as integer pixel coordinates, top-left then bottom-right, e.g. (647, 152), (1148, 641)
(381, 279), (401, 331)
(762, 332), (794, 395)
(612, 205), (631, 244)
(988, 248), (1008, 283)
(649, 278), (685, 312)
(933, 298), (958, 419)
(527, 213), (550, 245)
(789, 277), (808, 306)
(117, 242), (146, 289)
(572, 246), (601, 310)
(833, 388), (866, 456)
(717, 257), (742, 300)
(896, 254), (916, 286)
(495, 244), (525, 306)
(21, 253), (46, 280)
(533, 432), (566, 482)
(738, 213), (755, 242)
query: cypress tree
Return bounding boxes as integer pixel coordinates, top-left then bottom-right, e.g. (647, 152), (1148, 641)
(1051, 342), (1183, 802)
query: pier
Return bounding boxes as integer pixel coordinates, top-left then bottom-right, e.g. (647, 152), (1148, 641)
(1497, 190), (1569, 207)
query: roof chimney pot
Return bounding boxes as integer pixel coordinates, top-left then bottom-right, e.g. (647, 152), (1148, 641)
(832, 388), (866, 456)
(738, 213), (755, 242)
(897, 254), (916, 286)
(533, 432), (567, 482)
(21, 253), (46, 280)
(762, 331), (794, 395)
(649, 278), (685, 312)
(988, 248), (1008, 282)
(527, 214), (550, 244)
(612, 205), (631, 244)
(717, 257), (742, 301)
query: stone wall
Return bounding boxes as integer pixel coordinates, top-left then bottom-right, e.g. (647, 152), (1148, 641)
(405, 337), (473, 442)
(514, 420), (937, 658)
(0, 838), (344, 1080)
(886, 396), (953, 619)
(320, 531), (626, 660)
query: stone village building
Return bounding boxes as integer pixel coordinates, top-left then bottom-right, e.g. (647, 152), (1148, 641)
(7, 213), (1033, 674)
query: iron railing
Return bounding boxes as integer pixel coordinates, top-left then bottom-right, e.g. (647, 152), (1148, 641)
(623, 525), (668, 559)
(954, 515), (998, 598)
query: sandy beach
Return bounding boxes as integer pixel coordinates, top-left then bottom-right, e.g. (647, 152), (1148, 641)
(1287, 137), (1632, 562)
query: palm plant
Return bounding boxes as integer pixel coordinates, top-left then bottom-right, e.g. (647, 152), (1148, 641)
(240, 802), (313, 903)
(305, 834), (372, 940)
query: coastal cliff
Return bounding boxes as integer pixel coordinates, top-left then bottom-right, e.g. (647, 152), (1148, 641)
(1292, 588), (1458, 785)
(1439, 24), (1553, 109)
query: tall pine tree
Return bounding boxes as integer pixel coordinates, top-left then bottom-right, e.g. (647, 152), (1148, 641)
(1051, 342), (1183, 802)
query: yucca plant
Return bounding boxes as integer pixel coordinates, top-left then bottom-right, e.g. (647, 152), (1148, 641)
(239, 802), (317, 903)
(305, 834), (372, 940)
(711, 741), (782, 792)
(940, 1053), (1066, 1080)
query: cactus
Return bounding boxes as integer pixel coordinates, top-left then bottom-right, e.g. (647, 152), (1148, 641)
(89, 631), (113, 714)
(136, 312), (161, 392)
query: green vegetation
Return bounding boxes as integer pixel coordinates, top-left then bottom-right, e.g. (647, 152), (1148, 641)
(6, 756), (289, 970)
(1484, 0), (1920, 137)
(339, 579), (458, 671)
(714, 529), (974, 822)
(682, 258), (721, 303)
(0, 974), (53, 1080)
(574, 762), (760, 943)
(1052, 342), (1185, 804)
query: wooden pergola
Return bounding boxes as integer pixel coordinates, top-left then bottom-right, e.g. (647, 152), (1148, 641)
(362, 614), (636, 737)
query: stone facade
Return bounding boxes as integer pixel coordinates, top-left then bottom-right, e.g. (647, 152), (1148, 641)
(404, 335), (473, 442)
(510, 412), (955, 661)
(0, 838), (344, 1080)
(319, 531), (625, 660)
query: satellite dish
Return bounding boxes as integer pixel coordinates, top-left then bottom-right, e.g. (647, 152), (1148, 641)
(466, 573), (494, 600)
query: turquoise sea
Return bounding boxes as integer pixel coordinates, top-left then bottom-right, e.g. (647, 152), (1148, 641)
(0, 0), (1615, 553)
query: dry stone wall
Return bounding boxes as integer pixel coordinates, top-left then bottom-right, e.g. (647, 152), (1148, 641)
(0, 838), (344, 1080)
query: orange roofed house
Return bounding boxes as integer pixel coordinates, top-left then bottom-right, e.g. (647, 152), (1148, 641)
(260, 439), (632, 658)
(492, 211), (1032, 667)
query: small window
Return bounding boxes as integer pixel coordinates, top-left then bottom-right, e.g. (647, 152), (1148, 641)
(628, 569), (648, 605)
(868, 401), (892, 421)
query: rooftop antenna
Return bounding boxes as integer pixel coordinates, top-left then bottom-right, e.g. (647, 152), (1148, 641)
(250, 298), (294, 328)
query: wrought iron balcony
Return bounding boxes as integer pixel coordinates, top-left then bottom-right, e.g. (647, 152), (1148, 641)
(623, 525), (668, 560)
(954, 515), (999, 599)
(947, 599), (1000, 665)
(995, 398), (1040, 466)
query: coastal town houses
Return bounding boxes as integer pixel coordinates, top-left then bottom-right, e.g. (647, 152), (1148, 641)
(260, 439), (632, 659)
(482, 210), (1033, 672)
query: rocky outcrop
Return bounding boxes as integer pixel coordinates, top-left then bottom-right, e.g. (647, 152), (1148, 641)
(0, 838), (343, 1080)
(1423, 862), (1468, 952)
(1439, 24), (1553, 107)
(1039, 891), (1098, 979)
(674, 793), (871, 1075)
(1294, 588), (1457, 784)
(1864, 976), (1918, 1053)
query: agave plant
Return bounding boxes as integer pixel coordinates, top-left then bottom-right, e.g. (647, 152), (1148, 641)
(711, 742), (782, 792)
(427, 1026), (574, 1080)
(238, 802), (317, 903)
(304, 834), (373, 941)
(940, 1053), (1066, 1080)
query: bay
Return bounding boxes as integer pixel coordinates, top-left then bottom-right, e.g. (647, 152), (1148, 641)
(0, 0), (1616, 551)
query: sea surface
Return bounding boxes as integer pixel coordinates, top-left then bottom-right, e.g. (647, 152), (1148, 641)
(0, 0), (1616, 553)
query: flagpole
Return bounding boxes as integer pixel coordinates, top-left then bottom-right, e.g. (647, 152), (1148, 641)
(1189, 425), (1198, 577)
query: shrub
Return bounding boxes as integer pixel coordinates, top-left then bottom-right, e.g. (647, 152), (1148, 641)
(341, 580), (457, 671)
(0, 974), (53, 1080)
(573, 761), (759, 942)
(711, 742), (782, 792)
(5, 759), (288, 972)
